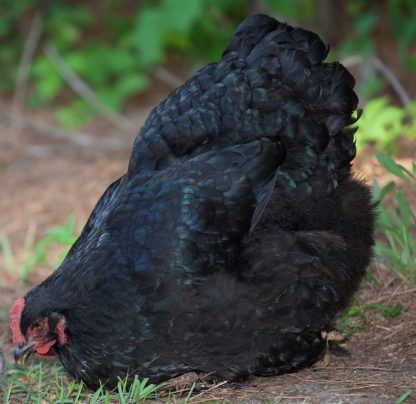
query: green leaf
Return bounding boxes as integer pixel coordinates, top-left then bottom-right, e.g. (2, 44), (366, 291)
(114, 74), (148, 100)
(355, 10), (378, 36)
(396, 190), (412, 226)
(0, 233), (15, 271)
(55, 100), (93, 129)
(395, 389), (412, 404)
(376, 152), (409, 183)
(266, 0), (297, 18)
(104, 49), (137, 73)
(379, 180), (396, 201)
(359, 73), (382, 99)
(369, 303), (403, 318)
(134, 8), (164, 67)
(30, 56), (65, 105)
(354, 98), (412, 152)
(161, 0), (203, 32)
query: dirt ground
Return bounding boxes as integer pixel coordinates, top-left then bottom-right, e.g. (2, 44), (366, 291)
(1, 99), (416, 403)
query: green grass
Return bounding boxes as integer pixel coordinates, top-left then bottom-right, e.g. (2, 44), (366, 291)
(354, 98), (416, 153)
(337, 299), (402, 335)
(3, 362), (163, 403)
(372, 152), (416, 283)
(0, 214), (78, 281)
(395, 390), (412, 404)
(338, 152), (415, 335)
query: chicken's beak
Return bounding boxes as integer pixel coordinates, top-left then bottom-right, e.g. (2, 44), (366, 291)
(14, 341), (35, 365)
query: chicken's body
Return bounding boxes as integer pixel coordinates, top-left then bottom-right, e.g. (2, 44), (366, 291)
(11, 15), (374, 389)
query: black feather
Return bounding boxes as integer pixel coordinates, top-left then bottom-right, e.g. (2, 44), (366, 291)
(18, 14), (374, 389)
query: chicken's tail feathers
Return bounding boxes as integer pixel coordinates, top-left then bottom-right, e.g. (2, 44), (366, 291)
(225, 14), (328, 65)
(222, 14), (360, 195)
(222, 14), (281, 58)
(131, 14), (358, 186)
(225, 14), (358, 138)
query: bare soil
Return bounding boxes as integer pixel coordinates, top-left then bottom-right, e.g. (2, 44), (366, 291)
(1, 103), (416, 403)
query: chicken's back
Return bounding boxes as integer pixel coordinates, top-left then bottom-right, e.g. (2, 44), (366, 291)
(128, 15), (357, 196)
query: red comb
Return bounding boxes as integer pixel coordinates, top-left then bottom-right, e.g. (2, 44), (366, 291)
(56, 317), (67, 345)
(10, 297), (25, 345)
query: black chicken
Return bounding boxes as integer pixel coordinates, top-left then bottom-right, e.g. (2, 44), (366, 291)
(11, 14), (374, 389)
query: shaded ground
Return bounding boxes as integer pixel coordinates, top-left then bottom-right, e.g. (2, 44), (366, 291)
(1, 104), (416, 402)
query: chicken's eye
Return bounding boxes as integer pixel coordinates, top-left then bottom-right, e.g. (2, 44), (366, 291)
(31, 321), (43, 331)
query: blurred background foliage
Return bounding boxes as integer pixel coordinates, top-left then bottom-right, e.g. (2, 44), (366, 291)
(0, 0), (415, 151)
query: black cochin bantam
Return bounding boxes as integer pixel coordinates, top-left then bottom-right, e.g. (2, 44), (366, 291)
(11, 14), (374, 389)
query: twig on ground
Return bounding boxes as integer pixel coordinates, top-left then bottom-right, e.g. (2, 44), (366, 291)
(340, 55), (363, 69)
(43, 42), (134, 133)
(319, 366), (400, 372)
(0, 100), (130, 151)
(341, 54), (411, 107)
(331, 384), (386, 391)
(152, 66), (183, 89)
(372, 56), (411, 107)
(187, 380), (228, 402)
(11, 12), (44, 145)
(382, 322), (407, 341)
(365, 285), (416, 305)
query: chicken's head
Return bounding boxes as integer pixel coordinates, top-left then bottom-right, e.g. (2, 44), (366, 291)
(10, 298), (67, 364)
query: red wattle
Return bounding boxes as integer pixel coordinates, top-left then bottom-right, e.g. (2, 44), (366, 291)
(36, 339), (56, 355)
